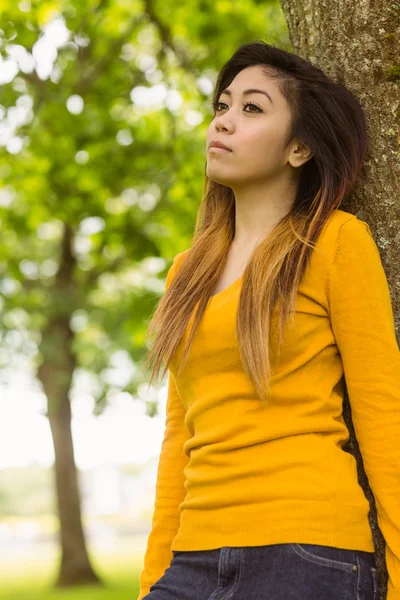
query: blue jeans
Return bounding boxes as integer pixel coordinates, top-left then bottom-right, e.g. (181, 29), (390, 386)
(143, 543), (379, 599)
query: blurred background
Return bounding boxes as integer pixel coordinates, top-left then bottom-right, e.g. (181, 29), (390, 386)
(0, 1), (289, 598)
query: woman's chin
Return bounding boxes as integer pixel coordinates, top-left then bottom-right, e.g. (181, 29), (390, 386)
(206, 168), (231, 186)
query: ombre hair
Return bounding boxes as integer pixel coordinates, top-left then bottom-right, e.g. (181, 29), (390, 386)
(143, 39), (369, 403)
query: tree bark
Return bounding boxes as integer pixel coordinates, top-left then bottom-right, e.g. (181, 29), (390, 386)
(37, 225), (102, 587)
(279, 2), (400, 599)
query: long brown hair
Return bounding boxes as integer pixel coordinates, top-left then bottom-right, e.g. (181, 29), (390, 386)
(143, 40), (369, 403)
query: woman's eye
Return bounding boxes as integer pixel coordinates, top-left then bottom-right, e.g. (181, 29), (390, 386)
(212, 101), (262, 113)
(241, 101), (262, 112)
(212, 101), (225, 112)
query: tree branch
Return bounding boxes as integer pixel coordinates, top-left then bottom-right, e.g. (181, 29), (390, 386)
(74, 13), (148, 95)
(143, 0), (198, 74)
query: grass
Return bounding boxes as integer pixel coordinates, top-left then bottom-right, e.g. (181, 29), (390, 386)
(0, 536), (147, 600)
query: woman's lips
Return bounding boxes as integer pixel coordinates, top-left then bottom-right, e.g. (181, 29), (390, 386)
(208, 146), (232, 153)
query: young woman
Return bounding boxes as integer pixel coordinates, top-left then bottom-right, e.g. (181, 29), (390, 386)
(137, 40), (399, 600)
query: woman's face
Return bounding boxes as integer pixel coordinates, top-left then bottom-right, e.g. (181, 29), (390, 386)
(206, 65), (296, 188)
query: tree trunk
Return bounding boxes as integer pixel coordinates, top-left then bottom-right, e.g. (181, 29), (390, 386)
(279, 2), (400, 599)
(38, 225), (102, 587)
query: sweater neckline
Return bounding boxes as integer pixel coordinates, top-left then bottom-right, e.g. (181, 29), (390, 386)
(209, 274), (243, 302)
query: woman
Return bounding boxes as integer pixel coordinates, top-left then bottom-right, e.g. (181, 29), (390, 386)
(137, 40), (399, 599)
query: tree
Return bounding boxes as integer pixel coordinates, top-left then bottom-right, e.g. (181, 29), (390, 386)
(280, 1), (400, 598)
(0, 0), (287, 587)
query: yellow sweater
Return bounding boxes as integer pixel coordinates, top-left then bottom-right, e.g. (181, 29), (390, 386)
(137, 209), (400, 600)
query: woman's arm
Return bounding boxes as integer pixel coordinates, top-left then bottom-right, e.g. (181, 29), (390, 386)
(137, 370), (190, 599)
(328, 217), (400, 600)
(137, 256), (190, 599)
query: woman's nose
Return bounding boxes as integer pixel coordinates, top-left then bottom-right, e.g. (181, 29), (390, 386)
(214, 116), (233, 131)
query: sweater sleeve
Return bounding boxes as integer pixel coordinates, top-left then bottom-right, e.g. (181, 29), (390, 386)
(328, 217), (400, 599)
(137, 256), (190, 600)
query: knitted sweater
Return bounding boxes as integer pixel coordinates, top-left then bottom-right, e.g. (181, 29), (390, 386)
(137, 209), (400, 599)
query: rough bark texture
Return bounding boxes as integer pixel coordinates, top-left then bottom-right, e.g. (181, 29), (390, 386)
(279, 2), (400, 599)
(37, 225), (102, 587)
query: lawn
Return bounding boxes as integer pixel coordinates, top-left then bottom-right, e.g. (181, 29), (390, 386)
(0, 537), (146, 600)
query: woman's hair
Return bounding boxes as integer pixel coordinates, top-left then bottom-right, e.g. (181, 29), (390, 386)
(143, 39), (369, 403)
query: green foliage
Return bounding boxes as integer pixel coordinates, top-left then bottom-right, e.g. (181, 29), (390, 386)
(0, 0), (289, 413)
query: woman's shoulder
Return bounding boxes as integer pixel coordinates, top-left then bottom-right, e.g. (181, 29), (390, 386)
(165, 248), (190, 288)
(325, 208), (356, 230)
(323, 209), (373, 246)
(327, 208), (372, 230)
(172, 248), (191, 270)
(309, 209), (373, 274)
(319, 209), (372, 247)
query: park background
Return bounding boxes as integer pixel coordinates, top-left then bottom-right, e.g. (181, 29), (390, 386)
(0, 1), (398, 600)
(0, 1), (289, 598)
